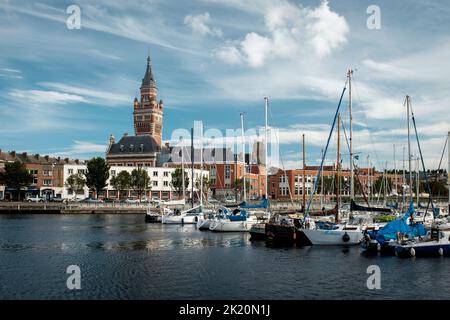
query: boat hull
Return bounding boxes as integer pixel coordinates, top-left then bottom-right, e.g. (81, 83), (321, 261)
(395, 243), (450, 258)
(265, 224), (312, 246)
(209, 220), (257, 232)
(145, 214), (162, 223)
(162, 215), (199, 224)
(197, 218), (212, 230)
(302, 229), (363, 246)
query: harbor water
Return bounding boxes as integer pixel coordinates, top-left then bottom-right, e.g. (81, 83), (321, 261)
(1, 214), (449, 300)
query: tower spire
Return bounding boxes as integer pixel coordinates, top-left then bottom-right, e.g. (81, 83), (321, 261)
(142, 54), (155, 87)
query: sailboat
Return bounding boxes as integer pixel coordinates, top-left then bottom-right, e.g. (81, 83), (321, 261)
(361, 96), (431, 254)
(393, 105), (448, 258)
(162, 125), (206, 224)
(301, 70), (364, 246)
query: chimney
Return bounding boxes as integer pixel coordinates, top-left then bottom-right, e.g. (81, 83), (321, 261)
(35, 154), (40, 160)
(10, 151), (16, 157)
(57, 156), (61, 163)
(65, 158), (69, 164)
(45, 155), (49, 161)
(75, 159), (79, 164)
(22, 152), (27, 157)
(124, 132), (128, 137)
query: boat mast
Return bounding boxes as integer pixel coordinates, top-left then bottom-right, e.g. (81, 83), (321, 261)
(394, 144), (397, 203)
(264, 97), (269, 205)
(181, 136), (186, 202)
(416, 157), (420, 206)
(200, 123), (203, 207)
(348, 70), (354, 204)
(406, 95), (413, 203)
(302, 134), (306, 210)
(402, 146), (406, 209)
(240, 113), (247, 202)
(336, 113), (341, 223)
(448, 131), (450, 213)
(191, 127), (194, 208)
(320, 148), (324, 209)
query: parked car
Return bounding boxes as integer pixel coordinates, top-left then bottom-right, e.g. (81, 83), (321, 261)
(224, 196), (236, 204)
(151, 197), (164, 205)
(25, 195), (45, 203)
(48, 196), (64, 203)
(207, 197), (220, 204)
(124, 198), (140, 204)
(102, 198), (116, 203)
(81, 197), (104, 204)
(139, 197), (150, 203)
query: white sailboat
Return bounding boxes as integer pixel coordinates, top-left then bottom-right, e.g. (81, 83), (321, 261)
(209, 207), (258, 232)
(301, 70), (364, 246)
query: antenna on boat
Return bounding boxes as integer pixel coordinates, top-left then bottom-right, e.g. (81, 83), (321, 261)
(240, 113), (247, 203)
(405, 95), (413, 204)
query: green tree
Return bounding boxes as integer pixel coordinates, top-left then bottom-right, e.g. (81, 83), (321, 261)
(85, 157), (110, 198)
(110, 171), (131, 200)
(65, 173), (86, 200)
(131, 168), (151, 200)
(170, 168), (190, 198)
(0, 161), (33, 201)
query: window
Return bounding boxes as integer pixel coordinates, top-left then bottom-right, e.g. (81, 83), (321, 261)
(68, 190), (73, 195)
(225, 165), (231, 179)
(29, 169), (38, 175)
(32, 178), (38, 185)
(68, 169), (73, 175)
(153, 171), (158, 177)
(43, 179), (52, 186)
(144, 163), (151, 167)
(153, 181), (158, 187)
(210, 178), (216, 185)
(111, 170), (116, 176)
(137, 163), (143, 167)
(43, 170), (52, 176)
(163, 171), (169, 177)
(77, 169), (85, 174)
(163, 181), (169, 187)
(117, 164), (123, 167)
(225, 183), (231, 189)
(127, 163), (133, 167)
(210, 165), (216, 176)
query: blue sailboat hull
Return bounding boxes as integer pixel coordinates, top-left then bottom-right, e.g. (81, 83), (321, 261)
(395, 243), (450, 258)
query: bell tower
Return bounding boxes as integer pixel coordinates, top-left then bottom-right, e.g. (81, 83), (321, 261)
(133, 55), (164, 145)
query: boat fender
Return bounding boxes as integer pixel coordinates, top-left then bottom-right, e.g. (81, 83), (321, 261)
(342, 233), (350, 243)
(195, 216), (198, 222)
(439, 248), (444, 256)
(181, 218), (184, 225)
(410, 248), (416, 257)
(377, 243), (381, 252)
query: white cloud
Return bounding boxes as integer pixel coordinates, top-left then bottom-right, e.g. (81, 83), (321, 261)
(215, 0), (349, 67)
(8, 89), (87, 104)
(213, 46), (243, 65)
(39, 82), (130, 106)
(184, 12), (223, 37)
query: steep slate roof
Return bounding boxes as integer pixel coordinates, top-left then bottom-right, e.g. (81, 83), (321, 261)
(0, 151), (83, 165)
(108, 135), (160, 155)
(141, 55), (156, 88)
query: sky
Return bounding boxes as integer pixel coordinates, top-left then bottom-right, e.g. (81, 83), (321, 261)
(0, 0), (449, 171)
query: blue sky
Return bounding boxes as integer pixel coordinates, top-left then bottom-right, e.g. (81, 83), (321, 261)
(0, 0), (449, 170)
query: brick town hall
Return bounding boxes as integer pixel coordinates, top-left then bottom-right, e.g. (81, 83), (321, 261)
(106, 55), (164, 167)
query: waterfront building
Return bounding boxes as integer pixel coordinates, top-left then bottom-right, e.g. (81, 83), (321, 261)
(61, 164), (208, 201)
(0, 150), (81, 200)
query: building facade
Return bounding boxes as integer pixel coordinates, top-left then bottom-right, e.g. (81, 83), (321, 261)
(61, 164), (208, 201)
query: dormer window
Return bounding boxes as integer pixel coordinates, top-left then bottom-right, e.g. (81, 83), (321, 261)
(119, 145), (124, 152)
(139, 144), (144, 152)
(129, 144), (134, 151)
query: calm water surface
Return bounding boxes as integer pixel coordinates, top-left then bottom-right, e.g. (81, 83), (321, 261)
(0, 214), (449, 300)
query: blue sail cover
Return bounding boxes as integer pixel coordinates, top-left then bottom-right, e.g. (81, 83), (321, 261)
(373, 201), (427, 244)
(239, 198), (269, 209)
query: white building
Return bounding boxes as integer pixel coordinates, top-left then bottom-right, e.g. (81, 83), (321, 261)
(62, 164), (208, 200)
